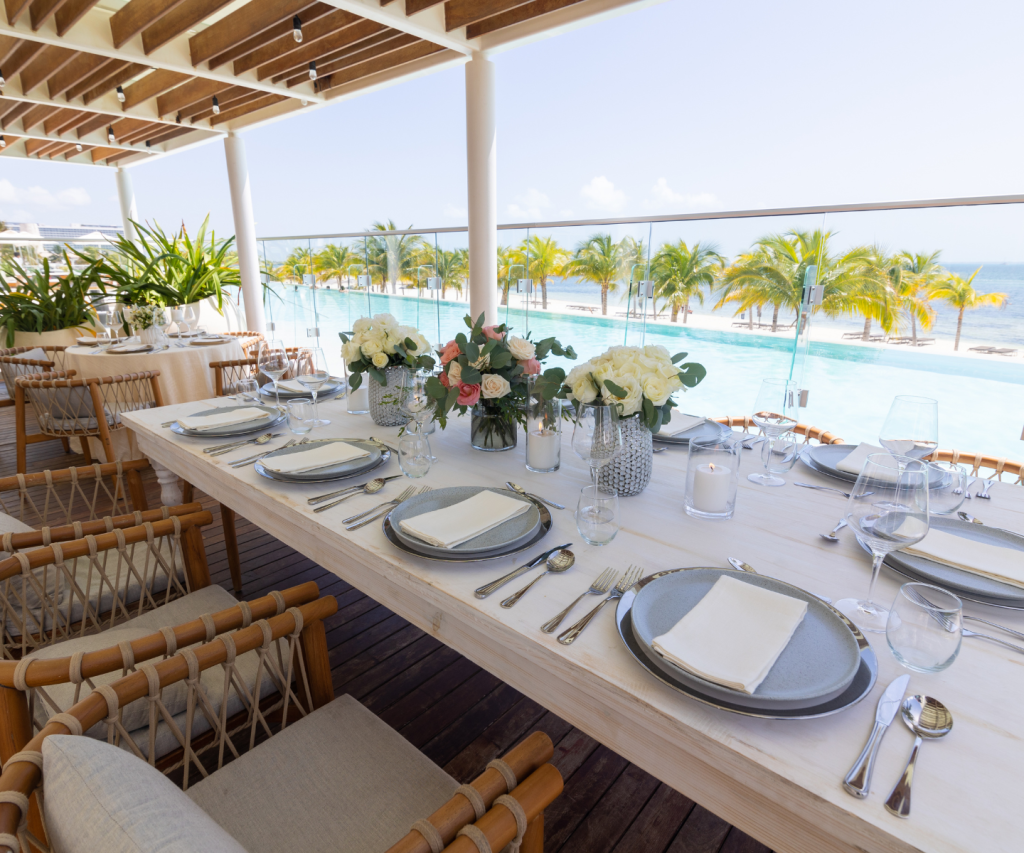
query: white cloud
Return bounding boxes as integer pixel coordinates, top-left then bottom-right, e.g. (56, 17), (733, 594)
(442, 202), (467, 220)
(0, 179), (92, 211)
(506, 187), (550, 219)
(559, 208), (575, 218)
(580, 176), (626, 212)
(643, 178), (718, 212)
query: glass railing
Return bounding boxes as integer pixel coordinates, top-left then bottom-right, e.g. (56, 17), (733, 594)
(258, 197), (1024, 461)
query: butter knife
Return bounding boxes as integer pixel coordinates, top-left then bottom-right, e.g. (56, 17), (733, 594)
(843, 674), (910, 798)
(474, 543), (572, 599)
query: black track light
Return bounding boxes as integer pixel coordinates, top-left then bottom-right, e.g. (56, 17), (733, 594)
(75, 143), (82, 151)
(212, 95), (220, 115)
(309, 60), (317, 81)
(292, 15), (302, 42)
(0, 135), (5, 148)
(0, 68), (5, 90)
(116, 85), (125, 102)
(107, 126), (115, 143)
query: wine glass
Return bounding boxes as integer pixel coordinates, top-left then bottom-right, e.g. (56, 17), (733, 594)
(398, 424), (432, 478)
(835, 454), (930, 633)
(748, 378), (798, 486)
(879, 396), (938, 460)
(183, 304), (201, 337)
(400, 369), (434, 427)
(296, 346), (331, 427)
(258, 340), (290, 407)
(95, 302), (116, 345)
(571, 402), (623, 488)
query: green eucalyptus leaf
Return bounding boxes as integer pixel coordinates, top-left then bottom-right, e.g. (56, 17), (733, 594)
(489, 350), (512, 369)
(461, 365), (482, 384)
(671, 352), (689, 364)
(603, 379), (628, 399)
(368, 366), (387, 386)
(348, 372), (362, 390)
(677, 362), (707, 388)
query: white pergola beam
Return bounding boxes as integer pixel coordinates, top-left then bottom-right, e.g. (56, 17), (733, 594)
(317, 0), (472, 55)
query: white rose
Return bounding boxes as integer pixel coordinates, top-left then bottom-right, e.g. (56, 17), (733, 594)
(570, 377), (598, 405)
(641, 374), (672, 406)
(371, 352), (389, 369)
(565, 362), (593, 389)
(447, 361), (462, 385)
(352, 317), (371, 335)
(374, 313), (399, 332)
(342, 341), (362, 364)
(381, 332), (399, 355)
(507, 336), (536, 361)
(610, 374), (643, 416)
(470, 352), (490, 370)
(361, 338), (382, 356)
(480, 374), (511, 399)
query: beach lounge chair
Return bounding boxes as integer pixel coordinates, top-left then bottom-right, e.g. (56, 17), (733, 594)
(969, 346), (996, 353)
(992, 348), (1018, 356)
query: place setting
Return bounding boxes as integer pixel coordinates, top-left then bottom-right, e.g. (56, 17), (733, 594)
(169, 404), (285, 438)
(651, 410), (733, 448)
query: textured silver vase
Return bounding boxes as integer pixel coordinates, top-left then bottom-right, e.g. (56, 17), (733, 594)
(368, 365), (409, 427)
(598, 414), (652, 496)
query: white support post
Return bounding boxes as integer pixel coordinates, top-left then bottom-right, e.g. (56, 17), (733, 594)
(115, 167), (137, 242)
(465, 54), (498, 326)
(223, 132), (266, 334)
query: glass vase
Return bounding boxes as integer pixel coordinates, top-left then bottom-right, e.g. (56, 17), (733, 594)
(596, 414), (652, 496)
(525, 378), (561, 472)
(470, 403), (518, 451)
(368, 366), (410, 427)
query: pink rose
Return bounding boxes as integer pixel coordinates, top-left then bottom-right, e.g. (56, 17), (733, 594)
(481, 325), (504, 341)
(457, 383), (481, 406)
(440, 340), (462, 365)
(521, 357), (541, 375)
(438, 370), (450, 389)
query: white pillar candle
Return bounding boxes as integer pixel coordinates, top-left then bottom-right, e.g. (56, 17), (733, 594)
(348, 386), (369, 411)
(527, 428), (560, 470)
(692, 463), (732, 513)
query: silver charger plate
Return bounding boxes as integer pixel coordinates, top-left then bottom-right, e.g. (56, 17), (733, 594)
(254, 439), (388, 483)
(189, 336), (231, 346)
(382, 491), (552, 563)
(259, 380), (344, 400)
(170, 406), (284, 437)
(799, 445), (946, 488)
(107, 344), (153, 354)
(389, 487), (541, 557)
(652, 417), (732, 446)
(616, 568), (877, 720)
(629, 569), (861, 710)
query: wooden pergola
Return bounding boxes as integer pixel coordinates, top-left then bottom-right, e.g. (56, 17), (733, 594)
(0, 0), (661, 329)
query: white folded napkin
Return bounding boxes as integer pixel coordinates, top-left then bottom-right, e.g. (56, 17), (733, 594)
(665, 413), (706, 436)
(835, 442), (899, 482)
(108, 343), (151, 353)
(652, 576), (808, 694)
(262, 442), (369, 474)
(901, 528), (1024, 589)
(399, 491), (531, 549)
(76, 337), (99, 346)
(276, 379), (314, 393)
(178, 407), (270, 431)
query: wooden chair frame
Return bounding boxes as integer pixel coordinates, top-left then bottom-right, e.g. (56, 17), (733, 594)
(926, 449), (1023, 485)
(0, 348), (68, 411)
(714, 415), (845, 445)
(222, 331), (264, 359)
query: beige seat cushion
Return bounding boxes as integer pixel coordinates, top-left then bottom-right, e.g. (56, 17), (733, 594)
(0, 510), (64, 636)
(43, 734), (249, 853)
(188, 695), (459, 853)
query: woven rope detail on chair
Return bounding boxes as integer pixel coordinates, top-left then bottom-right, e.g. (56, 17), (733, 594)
(270, 591), (286, 614)
(457, 784), (487, 820)
(4, 751), (42, 771)
(457, 824), (493, 853)
(411, 819), (445, 853)
(160, 627), (177, 657)
(49, 713), (82, 736)
(12, 659), (31, 692)
(238, 600), (252, 628)
(495, 794), (528, 853)
(201, 614), (216, 643)
(487, 758), (518, 793)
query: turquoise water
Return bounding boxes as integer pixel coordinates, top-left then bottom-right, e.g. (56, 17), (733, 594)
(267, 286), (1024, 461)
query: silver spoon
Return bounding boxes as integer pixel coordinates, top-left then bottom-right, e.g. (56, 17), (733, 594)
(820, 518), (848, 542)
(501, 550), (575, 608)
(885, 695), (953, 818)
(308, 475), (402, 506)
(505, 481), (565, 510)
(957, 511), (983, 524)
(794, 483), (875, 499)
(207, 432), (277, 457)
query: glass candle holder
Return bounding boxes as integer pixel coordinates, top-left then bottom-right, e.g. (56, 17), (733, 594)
(525, 380), (561, 473)
(684, 436), (741, 519)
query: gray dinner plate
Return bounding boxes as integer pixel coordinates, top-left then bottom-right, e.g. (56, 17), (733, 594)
(617, 568), (877, 719)
(170, 406), (284, 437)
(390, 487), (540, 557)
(254, 439), (386, 483)
(800, 445), (946, 488)
(629, 569), (861, 710)
(259, 380), (344, 399)
(877, 517), (1024, 609)
(652, 416), (732, 446)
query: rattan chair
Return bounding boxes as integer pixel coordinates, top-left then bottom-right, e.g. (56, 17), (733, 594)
(0, 348), (69, 408)
(14, 370), (164, 475)
(209, 347), (300, 397)
(0, 598), (561, 853)
(222, 331), (264, 358)
(714, 415), (845, 445)
(927, 449), (1023, 486)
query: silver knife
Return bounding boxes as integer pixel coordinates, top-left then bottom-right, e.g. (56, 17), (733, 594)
(843, 674), (910, 798)
(474, 543), (572, 599)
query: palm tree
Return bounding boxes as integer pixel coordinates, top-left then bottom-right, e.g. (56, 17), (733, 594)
(497, 245), (520, 306)
(895, 251), (943, 345)
(434, 247), (468, 299)
(563, 234), (622, 316)
(514, 235), (568, 310)
(278, 246), (313, 284)
(651, 240), (723, 323)
(928, 267), (1008, 350)
(369, 220), (419, 294)
(314, 243), (355, 288)
(816, 244), (900, 340)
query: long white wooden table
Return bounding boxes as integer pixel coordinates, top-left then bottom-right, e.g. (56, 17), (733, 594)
(123, 398), (1024, 853)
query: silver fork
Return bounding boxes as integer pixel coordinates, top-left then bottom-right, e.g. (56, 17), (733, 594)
(904, 585), (1024, 653)
(345, 486), (428, 531)
(978, 479), (994, 500)
(204, 432), (275, 453)
(230, 437), (306, 467)
(557, 566), (643, 645)
(541, 568), (616, 633)
(206, 432), (278, 456)
(343, 486), (417, 524)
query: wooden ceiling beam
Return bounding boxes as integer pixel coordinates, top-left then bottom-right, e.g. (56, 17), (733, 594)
(19, 45), (78, 94)
(90, 145), (119, 161)
(41, 104), (76, 133)
(50, 108), (92, 134)
(120, 123), (164, 145)
(233, 8), (358, 75)
(141, 0), (236, 55)
(29, 0), (71, 31)
(24, 136), (52, 154)
(189, 0), (316, 67)
(64, 142), (90, 158)
(54, 0), (100, 36)
(258, 17), (384, 81)
(21, 101), (56, 130)
(445, 0), (534, 31)
(3, 39), (45, 78)
(109, 115), (150, 141)
(121, 69), (192, 110)
(404, 0), (445, 13)
(0, 134), (21, 152)
(156, 75), (231, 117)
(109, 0), (187, 49)
(209, 90), (285, 125)
(31, 137), (67, 156)
(65, 58), (129, 100)
(144, 123), (191, 145)
(47, 51), (113, 99)
(0, 97), (21, 121)
(0, 100), (31, 127)
(273, 24), (395, 82)
(189, 86), (258, 121)
(465, 0), (584, 38)
(75, 110), (111, 137)
(282, 30), (412, 86)
(207, 1), (334, 69)
(82, 61), (148, 104)
(105, 149), (139, 163)
(45, 140), (78, 157)
(0, 35), (19, 65)
(327, 38), (443, 87)
(4, 0), (33, 26)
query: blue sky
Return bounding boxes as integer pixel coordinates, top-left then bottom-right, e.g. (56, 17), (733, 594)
(3, 0), (1024, 260)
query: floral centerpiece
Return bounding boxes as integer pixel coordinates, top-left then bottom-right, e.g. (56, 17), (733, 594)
(426, 313), (576, 451)
(340, 313), (434, 426)
(561, 345), (706, 495)
(127, 303), (167, 346)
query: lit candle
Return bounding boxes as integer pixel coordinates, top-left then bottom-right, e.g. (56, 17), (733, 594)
(527, 428), (560, 471)
(692, 463), (732, 513)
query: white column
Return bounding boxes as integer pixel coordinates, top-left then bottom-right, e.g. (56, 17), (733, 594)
(115, 167), (137, 242)
(223, 132), (266, 333)
(465, 54), (498, 326)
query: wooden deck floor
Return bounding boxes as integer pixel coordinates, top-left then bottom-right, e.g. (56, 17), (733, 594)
(2, 401), (772, 853)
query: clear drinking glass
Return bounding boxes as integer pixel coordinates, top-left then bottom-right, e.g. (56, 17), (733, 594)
(684, 436), (741, 519)
(760, 433), (799, 481)
(398, 423), (432, 478)
(835, 454), (931, 632)
(879, 395), (939, 460)
(927, 461), (967, 516)
(184, 304), (200, 336)
(258, 340), (290, 407)
(233, 378), (260, 405)
(286, 399), (313, 434)
(886, 582), (962, 673)
(575, 484), (619, 545)
(748, 379), (798, 486)
(296, 347), (331, 427)
(525, 377), (561, 473)
(572, 403), (623, 487)
(400, 369), (434, 427)
(95, 303), (116, 344)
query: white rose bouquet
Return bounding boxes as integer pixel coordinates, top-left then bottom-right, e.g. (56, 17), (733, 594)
(561, 345), (706, 432)
(339, 313), (434, 390)
(127, 302), (166, 332)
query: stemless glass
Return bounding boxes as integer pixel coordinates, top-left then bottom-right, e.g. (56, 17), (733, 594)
(879, 395), (938, 460)
(927, 461), (967, 516)
(835, 454), (930, 632)
(259, 340), (290, 408)
(760, 433), (799, 481)
(286, 400), (313, 435)
(296, 347), (331, 427)
(95, 302), (116, 344)
(571, 402), (623, 487)
(233, 378), (260, 405)
(886, 583), (963, 673)
(748, 378), (798, 486)
(575, 485), (619, 545)
(398, 423), (432, 479)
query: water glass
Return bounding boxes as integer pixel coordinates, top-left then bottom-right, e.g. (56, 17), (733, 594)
(684, 436), (741, 519)
(879, 395), (938, 460)
(761, 434), (799, 480)
(286, 400), (313, 435)
(927, 460), (967, 515)
(887, 583), (962, 673)
(575, 485), (619, 546)
(572, 402), (622, 487)
(748, 378), (798, 486)
(296, 346), (331, 427)
(233, 378), (260, 406)
(398, 425), (432, 478)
